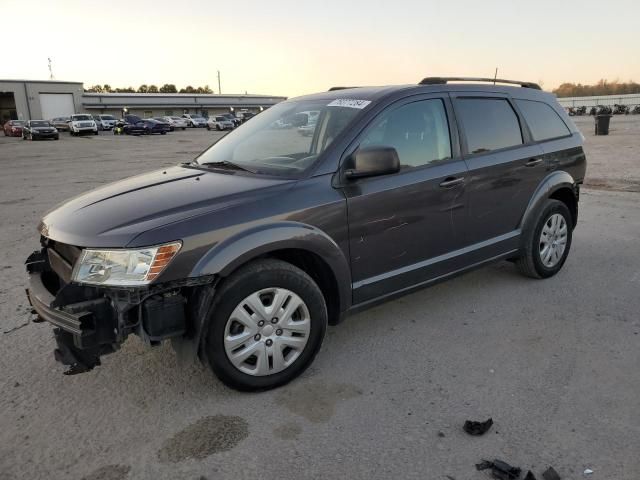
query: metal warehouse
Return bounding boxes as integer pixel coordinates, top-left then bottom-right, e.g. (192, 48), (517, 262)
(0, 79), (287, 123)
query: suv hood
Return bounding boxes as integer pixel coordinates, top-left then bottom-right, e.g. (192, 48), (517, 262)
(40, 166), (292, 248)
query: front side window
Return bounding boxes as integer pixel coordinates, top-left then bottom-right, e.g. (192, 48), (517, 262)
(515, 99), (571, 141)
(196, 99), (365, 177)
(359, 99), (452, 168)
(456, 98), (523, 154)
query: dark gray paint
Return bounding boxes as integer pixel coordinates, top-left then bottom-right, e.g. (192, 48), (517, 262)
(35, 82), (586, 321)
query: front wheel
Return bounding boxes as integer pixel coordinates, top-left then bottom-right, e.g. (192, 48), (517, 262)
(204, 259), (327, 391)
(516, 199), (573, 279)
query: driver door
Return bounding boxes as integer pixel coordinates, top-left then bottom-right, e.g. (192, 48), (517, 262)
(339, 95), (469, 304)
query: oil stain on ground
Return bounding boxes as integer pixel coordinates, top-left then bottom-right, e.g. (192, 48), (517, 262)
(157, 415), (249, 463)
(276, 381), (362, 423)
(81, 464), (131, 480)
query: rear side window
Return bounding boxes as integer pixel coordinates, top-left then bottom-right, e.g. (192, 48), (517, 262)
(515, 99), (571, 141)
(456, 98), (522, 154)
(359, 99), (452, 168)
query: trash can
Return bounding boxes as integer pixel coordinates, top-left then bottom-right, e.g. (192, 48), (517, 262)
(595, 114), (612, 135)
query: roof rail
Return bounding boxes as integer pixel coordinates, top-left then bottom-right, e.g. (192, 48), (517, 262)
(419, 77), (542, 90)
(328, 86), (360, 91)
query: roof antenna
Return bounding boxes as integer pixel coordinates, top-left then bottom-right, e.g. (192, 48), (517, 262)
(48, 57), (54, 80)
(493, 67), (498, 85)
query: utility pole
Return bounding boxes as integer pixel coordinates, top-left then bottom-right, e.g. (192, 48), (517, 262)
(217, 70), (221, 94)
(493, 67), (498, 84)
(48, 57), (54, 80)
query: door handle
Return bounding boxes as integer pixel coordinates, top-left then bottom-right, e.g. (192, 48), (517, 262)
(439, 177), (465, 188)
(525, 158), (543, 167)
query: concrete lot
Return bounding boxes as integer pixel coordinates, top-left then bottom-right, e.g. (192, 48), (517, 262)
(0, 119), (639, 480)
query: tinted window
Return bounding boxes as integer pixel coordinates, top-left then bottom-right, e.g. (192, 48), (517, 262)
(516, 99), (570, 141)
(360, 99), (451, 168)
(456, 98), (522, 154)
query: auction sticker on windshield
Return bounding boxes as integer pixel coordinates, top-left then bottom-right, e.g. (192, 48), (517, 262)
(327, 99), (371, 109)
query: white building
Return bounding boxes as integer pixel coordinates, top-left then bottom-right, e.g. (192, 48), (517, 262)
(0, 79), (286, 123)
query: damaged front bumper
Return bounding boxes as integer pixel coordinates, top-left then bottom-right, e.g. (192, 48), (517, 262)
(25, 247), (214, 375)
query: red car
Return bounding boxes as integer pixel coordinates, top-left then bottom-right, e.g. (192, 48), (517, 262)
(3, 120), (25, 137)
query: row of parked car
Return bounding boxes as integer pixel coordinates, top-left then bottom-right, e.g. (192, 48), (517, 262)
(2, 111), (257, 139)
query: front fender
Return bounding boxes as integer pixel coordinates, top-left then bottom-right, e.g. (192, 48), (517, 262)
(190, 221), (352, 313)
(520, 170), (577, 230)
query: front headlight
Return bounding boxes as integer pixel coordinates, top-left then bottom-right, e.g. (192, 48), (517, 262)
(72, 242), (181, 286)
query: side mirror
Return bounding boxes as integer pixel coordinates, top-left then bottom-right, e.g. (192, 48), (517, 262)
(344, 146), (400, 179)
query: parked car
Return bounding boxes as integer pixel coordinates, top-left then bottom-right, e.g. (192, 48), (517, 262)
(114, 115), (149, 135)
(164, 116), (188, 130)
(22, 120), (59, 140)
(151, 117), (174, 132)
(143, 118), (171, 135)
(182, 114), (208, 128)
(50, 117), (71, 131)
(221, 113), (241, 127)
(207, 115), (234, 131)
(95, 115), (117, 131)
(24, 77), (586, 390)
(236, 111), (255, 123)
(69, 114), (98, 136)
(3, 120), (25, 137)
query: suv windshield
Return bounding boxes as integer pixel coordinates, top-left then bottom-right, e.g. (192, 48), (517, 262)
(196, 99), (366, 176)
(72, 115), (92, 121)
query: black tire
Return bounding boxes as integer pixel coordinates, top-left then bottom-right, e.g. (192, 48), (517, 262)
(206, 125), (211, 131)
(94, 130), (98, 135)
(54, 136), (59, 140)
(204, 259), (327, 391)
(161, 131), (166, 135)
(516, 199), (573, 279)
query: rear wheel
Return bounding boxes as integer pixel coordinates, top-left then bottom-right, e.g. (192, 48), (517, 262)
(516, 199), (573, 279)
(204, 259), (327, 391)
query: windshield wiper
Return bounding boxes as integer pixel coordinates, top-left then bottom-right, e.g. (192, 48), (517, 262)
(198, 161), (256, 173)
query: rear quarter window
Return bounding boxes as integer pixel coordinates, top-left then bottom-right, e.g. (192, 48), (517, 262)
(515, 99), (571, 141)
(455, 98), (523, 155)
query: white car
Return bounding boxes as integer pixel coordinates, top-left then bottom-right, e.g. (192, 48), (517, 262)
(95, 114), (117, 131)
(69, 114), (98, 136)
(163, 116), (188, 130)
(181, 114), (208, 128)
(207, 115), (235, 131)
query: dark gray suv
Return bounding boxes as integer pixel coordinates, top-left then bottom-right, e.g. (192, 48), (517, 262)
(25, 77), (586, 390)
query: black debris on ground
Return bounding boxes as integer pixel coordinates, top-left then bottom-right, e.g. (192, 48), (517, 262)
(524, 471), (537, 480)
(464, 418), (494, 436)
(542, 466), (561, 480)
(475, 459), (522, 480)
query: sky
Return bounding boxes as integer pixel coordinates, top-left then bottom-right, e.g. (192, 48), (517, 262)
(2, 0), (639, 97)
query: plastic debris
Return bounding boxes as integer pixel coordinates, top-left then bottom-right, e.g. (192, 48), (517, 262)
(542, 466), (561, 480)
(464, 418), (494, 436)
(584, 469), (594, 475)
(475, 459), (522, 480)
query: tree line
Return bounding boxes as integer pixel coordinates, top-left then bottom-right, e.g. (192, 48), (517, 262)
(553, 80), (640, 98)
(84, 84), (215, 94)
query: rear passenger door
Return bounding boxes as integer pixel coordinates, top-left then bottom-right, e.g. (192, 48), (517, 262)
(451, 94), (545, 246)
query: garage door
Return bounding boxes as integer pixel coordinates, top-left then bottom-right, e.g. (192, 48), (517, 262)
(39, 93), (75, 120)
